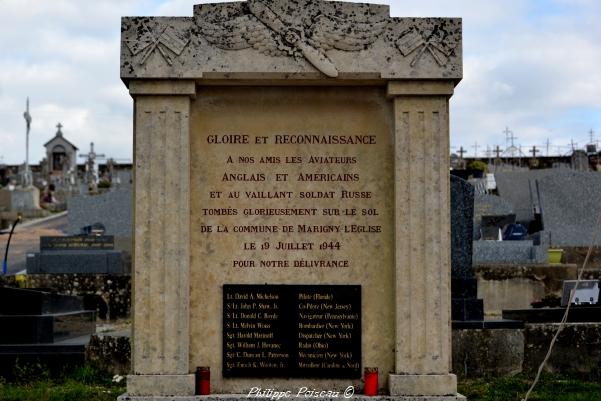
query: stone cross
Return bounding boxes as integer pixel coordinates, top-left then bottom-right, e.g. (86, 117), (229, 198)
(504, 126), (518, 157)
(22, 98), (33, 187)
(79, 142), (106, 187)
(570, 139), (578, 152)
(457, 146), (466, 159)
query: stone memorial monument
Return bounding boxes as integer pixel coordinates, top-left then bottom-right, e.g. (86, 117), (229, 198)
(120, 1), (462, 399)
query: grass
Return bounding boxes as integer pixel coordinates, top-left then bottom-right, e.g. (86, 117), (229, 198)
(0, 364), (125, 401)
(459, 373), (601, 401)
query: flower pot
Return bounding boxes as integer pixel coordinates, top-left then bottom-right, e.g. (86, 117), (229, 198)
(548, 248), (563, 264)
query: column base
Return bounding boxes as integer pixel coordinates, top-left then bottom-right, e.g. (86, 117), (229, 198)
(126, 374), (195, 396)
(388, 374), (458, 396)
(118, 396), (466, 401)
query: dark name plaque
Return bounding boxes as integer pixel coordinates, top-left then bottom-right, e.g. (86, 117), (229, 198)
(223, 284), (361, 378)
(40, 236), (115, 251)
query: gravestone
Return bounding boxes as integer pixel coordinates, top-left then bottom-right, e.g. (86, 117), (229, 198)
(67, 188), (132, 253)
(537, 170), (601, 246)
(494, 169), (565, 223)
(120, 1), (462, 399)
(473, 194), (514, 239)
(0, 287), (95, 377)
(0, 186), (44, 217)
(450, 176), (483, 321)
(26, 235), (125, 274)
(479, 214), (516, 240)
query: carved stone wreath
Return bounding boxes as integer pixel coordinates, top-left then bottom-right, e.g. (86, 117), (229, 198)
(122, 1), (460, 77)
(197, 0), (388, 77)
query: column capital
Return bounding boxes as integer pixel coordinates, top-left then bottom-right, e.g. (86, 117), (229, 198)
(387, 80), (455, 98)
(128, 80), (196, 98)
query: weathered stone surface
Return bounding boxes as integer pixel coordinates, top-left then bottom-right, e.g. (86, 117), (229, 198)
(389, 375), (457, 397)
(474, 264), (578, 315)
(131, 88), (191, 380)
(122, 1), (462, 397)
(190, 85), (395, 392)
(391, 86), (453, 387)
(120, 1), (462, 81)
(472, 240), (546, 265)
(523, 323), (601, 375)
(452, 329), (524, 377)
(126, 77), (459, 394)
(126, 374), (195, 396)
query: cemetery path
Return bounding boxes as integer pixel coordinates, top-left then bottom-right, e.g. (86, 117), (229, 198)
(0, 213), (68, 274)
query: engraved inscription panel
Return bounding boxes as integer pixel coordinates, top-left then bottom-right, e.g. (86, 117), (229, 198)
(190, 86), (395, 390)
(40, 235), (114, 251)
(223, 284), (361, 378)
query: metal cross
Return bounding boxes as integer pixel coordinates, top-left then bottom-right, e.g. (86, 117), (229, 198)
(494, 145), (502, 159)
(529, 146), (539, 158)
(472, 142), (479, 158)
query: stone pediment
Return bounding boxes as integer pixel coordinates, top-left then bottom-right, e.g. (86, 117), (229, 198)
(120, 0), (462, 81)
(44, 135), (77, 151)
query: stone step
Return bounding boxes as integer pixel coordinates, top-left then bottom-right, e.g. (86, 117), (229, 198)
(0, 311), (95, 344)
(0, 286), (84, 315)
(26, 250), (124, 274)
(0, 334), (89, 379)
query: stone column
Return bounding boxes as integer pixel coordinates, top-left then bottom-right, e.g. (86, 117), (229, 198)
(387, 80), (457, 396)
(126, 80), (196, 396)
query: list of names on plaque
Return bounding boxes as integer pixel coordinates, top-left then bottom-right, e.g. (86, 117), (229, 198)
(223, 285), (361, 378)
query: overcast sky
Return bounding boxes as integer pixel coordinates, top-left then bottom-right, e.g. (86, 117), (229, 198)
(1, 0), (600, 165)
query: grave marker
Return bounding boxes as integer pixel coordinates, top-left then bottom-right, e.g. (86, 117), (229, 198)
(120, 1), (462, 398)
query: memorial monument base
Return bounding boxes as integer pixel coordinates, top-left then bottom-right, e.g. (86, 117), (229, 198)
(118, 395), (466, 401)
(389, 374), (458, 397)
(126, 375), (195, 397)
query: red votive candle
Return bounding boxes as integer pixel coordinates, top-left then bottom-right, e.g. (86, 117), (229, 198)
(364, 367), (378, 396)
(195, 366), (210, 395)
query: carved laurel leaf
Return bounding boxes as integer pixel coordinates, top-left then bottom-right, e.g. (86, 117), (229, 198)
(308, 14), (388, 51)
(199, 14), (287, 57)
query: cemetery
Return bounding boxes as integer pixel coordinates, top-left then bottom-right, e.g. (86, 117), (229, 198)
(1, 1), (601, 401)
